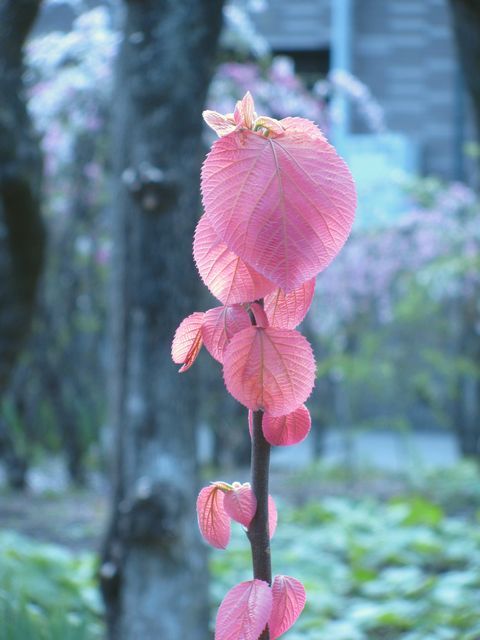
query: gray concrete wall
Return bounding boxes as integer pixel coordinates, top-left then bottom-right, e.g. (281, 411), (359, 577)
(351, 0), (464, 179)
(252, 0), (331, 50)
(254, 0), (470, 180)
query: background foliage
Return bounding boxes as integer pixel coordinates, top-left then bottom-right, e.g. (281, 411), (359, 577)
(2, 464), (480, 639)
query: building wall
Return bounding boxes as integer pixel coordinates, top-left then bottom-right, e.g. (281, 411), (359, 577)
(352, 0), (464, 179)
(254, 0), (469, 180)
(252, 0), (331, 50)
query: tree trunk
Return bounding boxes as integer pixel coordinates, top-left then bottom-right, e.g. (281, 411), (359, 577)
(101, 2), (224, 639)
(449, 0), (480, 146)
(0, 0), (45, 487)
(446, 0), (480, 449)
(0, 0), (45, 394)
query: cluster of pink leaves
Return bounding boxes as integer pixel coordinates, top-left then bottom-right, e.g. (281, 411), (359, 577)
(196, 483), (305, 639)
(171, 92), (356, 639)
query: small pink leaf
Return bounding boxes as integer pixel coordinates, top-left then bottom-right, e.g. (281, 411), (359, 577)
(223, 327), (316, 417)
(201, 125), (356, 291)
(224, 483), (257, 527)
(264, 278), (316, 329)
(171, 312), (205, 372)
(201, 305), (251, 363)
(203, 110), (237, 137)
(196, 485), (231, 549)
(233, 91), (256, 129)
(269, 575), (306, 639)
(193, 215), (275, 305)
(269, 495), (278, 539)
(262, 405), (311, 446)
(254, 115), (284, 136)
(215, 579), (272, 640)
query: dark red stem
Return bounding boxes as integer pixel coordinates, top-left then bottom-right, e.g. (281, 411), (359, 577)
(247, 302), (272, 640)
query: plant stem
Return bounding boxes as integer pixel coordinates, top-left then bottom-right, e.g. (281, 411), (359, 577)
(247, 300), (272, 640)
(248, 410), (272, 640)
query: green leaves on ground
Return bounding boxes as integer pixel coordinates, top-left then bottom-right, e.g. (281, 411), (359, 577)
(211, 494), (480, 639)
(0, 532), (102, 640)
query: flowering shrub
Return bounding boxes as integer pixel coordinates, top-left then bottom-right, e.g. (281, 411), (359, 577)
(310, 178), (480, 449)
(172, 93), (356, 638)
(208, 57), (328, 131)
(208, 60), (386, 140)
(314, 180), (478, 334)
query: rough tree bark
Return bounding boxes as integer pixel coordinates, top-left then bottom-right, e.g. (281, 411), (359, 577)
(449, 0), (480, 145)
(100, 2), (224, 639)
(0, 0), (45, 482)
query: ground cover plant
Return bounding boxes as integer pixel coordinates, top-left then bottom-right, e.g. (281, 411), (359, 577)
(212, 493), (480, 640)
(172, 92), (356, 638)
(0, 531), (102, 640)
(2, 464), (480, 640)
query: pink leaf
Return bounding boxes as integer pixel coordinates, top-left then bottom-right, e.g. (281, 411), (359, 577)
(269, 495), (278, 539)
(193, 215), (275, 305)
(280, 116), (327, 140)
(203, 110), (237, 137)
(223, 326), (316, 417)
(196, 485), (231, 549)
(264, 279), (316, 329)
(215, 579), (272, 640)
(254, 115), (284, 136)
(224, 483), (257, 527)
(262, 405), (311, 446)
(201, 125), (356, 291)
(233, 91), (256, 129)
(269, 575), (306, 639)
(201, 305), (251, 364)
(171, 311), (205, 372)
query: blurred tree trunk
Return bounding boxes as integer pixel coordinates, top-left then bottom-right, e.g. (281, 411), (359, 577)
(0, 0), (45, 485)
(453, 292), (480, 458)
(449, 2), (480, 458)
(449, 1), (480, 148)
(101, 2), (224, 639)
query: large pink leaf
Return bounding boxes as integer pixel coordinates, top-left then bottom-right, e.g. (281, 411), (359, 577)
(196, 485), (231, 550)
(262, 405), (311, 446)
(264, 279), (316, 329)
(223, 327), (315, 417)
(215, 579), (272, 640)
(201, 305), (251, 364)
(201, 126), (356, 291)
(269, 575), (306, 639)
(193, 215), (275, 305)
(224, 483), (257, 527)
(171, 311), (205, 372)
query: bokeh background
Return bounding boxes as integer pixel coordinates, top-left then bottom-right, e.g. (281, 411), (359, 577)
(1, 1), (479, 639)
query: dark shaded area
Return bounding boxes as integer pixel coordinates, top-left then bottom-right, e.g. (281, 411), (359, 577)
(0, 0), (46, 486)
(449, 0), (480, 159)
